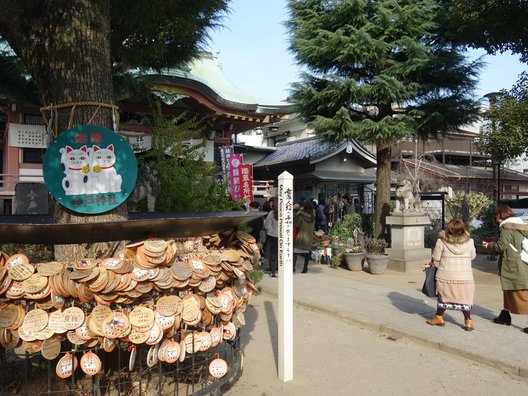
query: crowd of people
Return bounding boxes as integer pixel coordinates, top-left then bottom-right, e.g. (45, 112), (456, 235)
(248, 194), (363, 276)
(249, 197), (528, 333)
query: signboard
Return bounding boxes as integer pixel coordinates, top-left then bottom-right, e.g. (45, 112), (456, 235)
(43, 125), (137, 214)
(228, 155), (243, 201)
(219, 145), (234, 188)
(8, 123), (47, 148)
(118, 131), (153, 152)
(14, 183), (49, 215)
(239, 164), (254, 202)
(277, 171), (294, 382)
(227, 156), (253, 202)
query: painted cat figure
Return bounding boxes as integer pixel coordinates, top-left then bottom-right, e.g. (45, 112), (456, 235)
(90, 144), (122, 194)
(60, 145), (90, 195)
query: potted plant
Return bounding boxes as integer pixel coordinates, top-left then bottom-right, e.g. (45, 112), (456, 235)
(314, 230), (331, 247)
(312, 231), (330, 263)
(328, 214), (362, 244)
(328, 214), (362, 256)
(343, 228), (365, 271)
(330, 243), (346, 268)
(364, 236), (389, 274)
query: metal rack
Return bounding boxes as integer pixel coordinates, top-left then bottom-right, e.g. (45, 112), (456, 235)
(0, 331), (241, 396)
(0, 211), (258, 395)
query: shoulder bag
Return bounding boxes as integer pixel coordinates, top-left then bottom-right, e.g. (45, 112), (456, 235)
(421, 265), (437, 297)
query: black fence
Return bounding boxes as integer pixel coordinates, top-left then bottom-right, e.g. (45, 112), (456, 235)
(0, 333), (241, 396)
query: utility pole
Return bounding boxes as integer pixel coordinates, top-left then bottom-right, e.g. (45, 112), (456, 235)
(485, 92), (502, 204)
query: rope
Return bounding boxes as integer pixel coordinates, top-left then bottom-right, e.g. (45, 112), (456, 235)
(40, 101), (120, 136)
(40, 101), (119, 111)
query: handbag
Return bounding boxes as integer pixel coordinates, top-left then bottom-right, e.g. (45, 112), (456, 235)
(421, 265), (437, 297)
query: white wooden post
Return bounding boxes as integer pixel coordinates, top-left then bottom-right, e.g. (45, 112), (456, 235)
(278, 171), (293, 382)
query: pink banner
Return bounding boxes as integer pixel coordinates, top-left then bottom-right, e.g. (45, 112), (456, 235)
(238, 164), (253, 202)
(228, 155), (243, 201)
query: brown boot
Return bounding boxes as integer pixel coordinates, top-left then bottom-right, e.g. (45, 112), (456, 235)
(426, 315), (445, 326)
(464, 319), (474, 331)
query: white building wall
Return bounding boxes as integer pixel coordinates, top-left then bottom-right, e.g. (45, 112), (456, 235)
(317, 154), (364, 172)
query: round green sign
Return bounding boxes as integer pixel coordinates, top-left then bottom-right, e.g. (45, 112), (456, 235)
(43, 125), (138, 214)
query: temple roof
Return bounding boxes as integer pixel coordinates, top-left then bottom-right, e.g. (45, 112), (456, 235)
(253, 137), (377, 169)
(144, 52), (293, 118)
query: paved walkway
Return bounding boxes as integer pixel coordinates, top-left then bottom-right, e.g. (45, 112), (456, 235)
(254, 254), (528, 378)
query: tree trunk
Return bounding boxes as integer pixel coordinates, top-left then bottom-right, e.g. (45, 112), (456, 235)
(374, 138), (392, 240)
(4, 0), (127, 260)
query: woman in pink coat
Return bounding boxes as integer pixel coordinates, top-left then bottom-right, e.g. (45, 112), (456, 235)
(426, 219), (477, 331)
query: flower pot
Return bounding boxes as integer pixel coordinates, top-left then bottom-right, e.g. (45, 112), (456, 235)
(366, 253), (389, 275)
(344, 252), (364, 271)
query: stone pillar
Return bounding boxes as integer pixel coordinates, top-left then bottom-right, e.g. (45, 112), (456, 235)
(386, 213), (431, 273)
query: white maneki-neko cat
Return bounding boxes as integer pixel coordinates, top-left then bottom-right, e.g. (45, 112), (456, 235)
(60, 144), (123, 196)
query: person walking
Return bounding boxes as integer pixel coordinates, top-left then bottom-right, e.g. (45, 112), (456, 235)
(426, 219), (477, 331)
(264, 197), (279, 278)
(294, 201), (315, 273)
(482, 204), (528, 332)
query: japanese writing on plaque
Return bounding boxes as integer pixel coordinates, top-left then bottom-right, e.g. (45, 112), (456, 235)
(70, 194), (119, 209)
(238, 164), (253, 202)
(73, 131), (103, 144)
(9, 124), (47, 148)
(278, 184), (294, 268)
(228, 155), (243, 201)
(26, 190), (38, 213)
(219, 145), (234, 188)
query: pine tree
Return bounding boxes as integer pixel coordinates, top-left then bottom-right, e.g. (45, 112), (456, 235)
(286, 0), (482, 237)
(446, 0), (528, 62)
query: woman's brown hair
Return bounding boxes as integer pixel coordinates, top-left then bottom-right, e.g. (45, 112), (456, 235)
(301, 201), (314, 220)
(495, 204), (514, 221)
(445, 219), (468, 236)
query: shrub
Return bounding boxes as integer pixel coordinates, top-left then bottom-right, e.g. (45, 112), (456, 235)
(471, 203), (499, 244)
(248, 269), (264, 284)
(364, 237), (388, 254)
(138, 102), (239, 212)
(446, 192), (492, 225)
(328, 214), (362, 243)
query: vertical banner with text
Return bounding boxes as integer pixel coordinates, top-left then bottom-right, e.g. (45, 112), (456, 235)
(278, 171), (293, 382)
(228, 155), (243, 201)
(219, 145), (234, 193)
(238, 164), (254, 202)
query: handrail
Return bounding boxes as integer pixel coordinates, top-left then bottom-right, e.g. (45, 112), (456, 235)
(0, 211), (263, 244)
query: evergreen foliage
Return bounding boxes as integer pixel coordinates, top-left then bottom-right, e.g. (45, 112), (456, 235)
(446, 1), (528, 161)
(0, 1), (229, 102)
(140, 103), (237, 213)
(445, 192), (492, 225)
(446, 0), (528, 62)
(0, 43), (39, 103)
(328, 213), (362, 243)
(286, 0), (482, 236)
(478, 78), (528, 163)
(110, 0), (229, 71)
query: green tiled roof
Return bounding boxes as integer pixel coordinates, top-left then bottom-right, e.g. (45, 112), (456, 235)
(147, 52), (292, 110)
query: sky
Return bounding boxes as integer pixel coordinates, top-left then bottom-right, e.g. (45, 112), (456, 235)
(207, 0), (526, 103)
